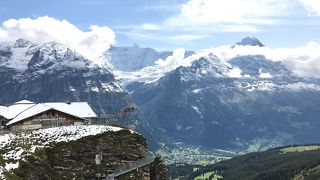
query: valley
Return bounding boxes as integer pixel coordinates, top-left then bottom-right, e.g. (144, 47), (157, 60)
(2, 1), (320, 179)
(168, 145), (320, 179)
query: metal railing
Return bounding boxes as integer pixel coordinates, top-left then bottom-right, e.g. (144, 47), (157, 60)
(105, 154), (155, 180)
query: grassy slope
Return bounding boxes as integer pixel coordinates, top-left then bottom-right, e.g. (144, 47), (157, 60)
(200, 145), (320, 180)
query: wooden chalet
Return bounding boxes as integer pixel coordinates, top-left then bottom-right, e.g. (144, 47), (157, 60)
(0, 100), (97, 130)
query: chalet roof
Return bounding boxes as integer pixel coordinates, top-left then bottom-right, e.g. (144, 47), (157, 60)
(1, 100), (97, 126)
(6, 104), (51, 126)
(45, 102), (96, 118)
(0, 102), (35, 119)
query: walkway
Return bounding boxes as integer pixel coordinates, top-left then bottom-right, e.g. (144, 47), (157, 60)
(105, 155), (155, 180)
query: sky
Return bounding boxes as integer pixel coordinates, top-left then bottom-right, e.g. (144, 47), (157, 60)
(1, 0), (320, 51)
(1, 0), (320, 77)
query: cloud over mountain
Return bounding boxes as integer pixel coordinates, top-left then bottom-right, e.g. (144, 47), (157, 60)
(0, 16), (115, 61)
(205, 41), (320, 77)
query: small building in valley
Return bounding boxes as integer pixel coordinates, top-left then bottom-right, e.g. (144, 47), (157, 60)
(0, 100), (97, 130)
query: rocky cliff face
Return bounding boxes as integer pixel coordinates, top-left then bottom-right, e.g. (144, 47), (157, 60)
(0, 39), (130, 115)
(0, 125), (167, 179)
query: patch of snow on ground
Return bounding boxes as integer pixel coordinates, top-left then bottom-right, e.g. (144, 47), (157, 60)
(285, 82), (320, 91)
(91, 86), (99, 92)
(101, 82), (123, 93)
(255, 82), (275, 91)
(259, 72), (273, 78)
(191, 105), (203, 118)
(3, 148), (24, 160)
(239, 81), (320, 92)
(0, 134), (14, 148)
(69, 86), (76, 92)
(238, 81), (276, 92)
(26, 125), (122, 145)
(192, 88), (202, 94)
(5, 162), (19, 171)
(191, 106), (201, 114)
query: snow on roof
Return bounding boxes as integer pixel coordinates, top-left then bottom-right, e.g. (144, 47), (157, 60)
(6, 104), (51, 126)
(0, 103), (35, 119)
(45, 102), (96, 118)
(8, 103), (36, 117)
(2, 100), (97, 126)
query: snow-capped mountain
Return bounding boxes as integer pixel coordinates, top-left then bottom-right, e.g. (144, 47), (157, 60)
(229, 55), (292, 78)
(106, 44), (194, 72)
(0, 39), (131, 116)
(28, 42), (90, 71)
(113, 48), (194, 85)
(2, 37), (320, 153)
(105, 44), (194, 73)
(106, 44), (170, 71)
(0, 38), (38, 70)
(0, 38), (113, 72)
(0, 38), (163, 150)
(126, 38), (320, 151)
(233, 36), (264, 47)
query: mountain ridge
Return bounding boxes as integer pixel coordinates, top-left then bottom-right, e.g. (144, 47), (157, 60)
(233, 36), (265, 47)
(106, 44), (194, 72)
(2, 37), (320, 158)
(127, 47), (320, 152)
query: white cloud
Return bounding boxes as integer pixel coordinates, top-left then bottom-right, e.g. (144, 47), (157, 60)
(125, 0), (320, 43)
(201, 42), (320, 77)
(179, 0), (288, 24)
(140, 23), (161, 30)
(299, 0), (320, 15)
(227, 67), (243, 78)
(0, 29), (7, 38)
(168, 0), (314, 27)
(0, 16), (115, 62)
(155, 48), (186, 66)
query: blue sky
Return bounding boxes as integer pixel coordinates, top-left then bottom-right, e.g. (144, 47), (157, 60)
(1, 0), (320, 50)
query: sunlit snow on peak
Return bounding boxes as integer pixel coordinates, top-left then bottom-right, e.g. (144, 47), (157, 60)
(114, 48), (192, 85)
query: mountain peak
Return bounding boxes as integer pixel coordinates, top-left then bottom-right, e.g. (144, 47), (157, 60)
(14, 38), (36, 48)
(234, 36), (264, 47)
